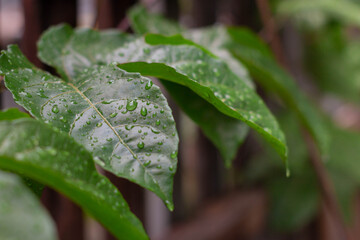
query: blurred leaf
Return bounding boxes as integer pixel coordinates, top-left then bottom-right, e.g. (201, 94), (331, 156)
(0, 119), (147, 239)
(227, 27), (329, 157)
(268, 172), (319, 232)
(277, 0), (360, 27)
(250, 111), (360, 231)
(37, 24), (288, 165)
(0, 108), (29, 120)
(305, 26), (360, 102)
(129, 5), (183, 35)
(0, 170), (57, 240)
(0, 108), (43, 196)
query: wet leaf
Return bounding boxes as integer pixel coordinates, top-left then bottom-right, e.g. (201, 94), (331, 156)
(37, 24), (287, 166)
(128, 5), (252, 165)
(0, 170), (57, 240)
(0, 45), (178, 210)
(0, 119), (147, 239)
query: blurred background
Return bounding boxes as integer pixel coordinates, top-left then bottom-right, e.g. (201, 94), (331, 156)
(2, 0), (360, 239)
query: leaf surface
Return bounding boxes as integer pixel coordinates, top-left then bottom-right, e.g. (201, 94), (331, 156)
(0, 170), (57, 240)
(128, 6), (253, 165)
(37, 24), (287, 163)
(0, 119), (147, 239)
(0, 45), (178, 210)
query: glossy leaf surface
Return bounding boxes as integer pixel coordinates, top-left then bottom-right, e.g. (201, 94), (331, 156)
(0, 170), (57, 240)
(37, 24), (287, 164)
(0, 45), (178, 209)
(129, 5), (252, 165)
(0, 119), (147, 239)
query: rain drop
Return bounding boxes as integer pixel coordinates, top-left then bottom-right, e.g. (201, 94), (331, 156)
(140, 107), (147, 116)
(137, 141), (145, 149)
(145, 80), (153, 90)
(52, 105), (59, 113)
(110, 112), (118, 118)
(170, 151), (178, 159)
(126, 100), (138, 111)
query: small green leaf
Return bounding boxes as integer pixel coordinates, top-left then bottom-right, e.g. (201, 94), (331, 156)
(0, 119), (147, 239)
(0, 170), (57, 240)
(0, 108), (29, 120)
(36, 24), (287, 164)
(1, 45), (178, 210)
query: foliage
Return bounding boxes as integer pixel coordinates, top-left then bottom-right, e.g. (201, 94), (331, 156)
(1, 1), (360, 238)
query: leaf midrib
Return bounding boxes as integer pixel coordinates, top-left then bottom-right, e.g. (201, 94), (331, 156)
(66, 82), (138, 159)
(58, 43), (168, 199)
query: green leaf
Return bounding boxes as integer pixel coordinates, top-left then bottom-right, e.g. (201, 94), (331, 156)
(162, 81), (249, 167)
(268, 172), (319, 232)
(277, 0), (360, 27)
(226, 27), (329, 156)
(128, 4), (183, 36)
(0, 108), (30, 120)
(128, 5), (254, 88)
(0, 170), (57, 240)
(1, 45), (178, 210)
(0, 108), (44, 196)
(0, 119), (147, 239)
(36, 24), (287, 165)
(127, 6), (289, 166)
(304, 26), (360, 102)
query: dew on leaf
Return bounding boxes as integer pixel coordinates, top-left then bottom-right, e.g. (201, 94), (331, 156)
(170, 151), (178, 159)
(145, 80), (153, 90)
(126, 100), (138, 111)
(125, 125), (134, 130)
(51, 105), (59, 113)
(151, 129), (160, 134)
(109, 112), (118, 118)
(140, 107), (147, 116)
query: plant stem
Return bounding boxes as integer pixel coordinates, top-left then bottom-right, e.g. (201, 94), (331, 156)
(255, 0), (352, 239)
